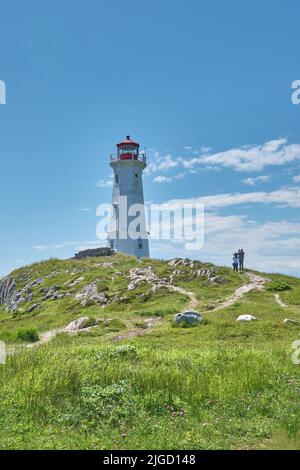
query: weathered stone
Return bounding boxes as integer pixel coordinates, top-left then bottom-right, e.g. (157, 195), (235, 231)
(66, 276), (85, 288)
(236, 315), (257, 322)
(42, 286), (65, 301)
(0, 276), (16, 305)
(28, 303), (40, 313)
(75, 282), (108, 307)
(175, 310), (204, 326)
(209, 275), (224, 284)
(64, 317), (93, 332)
(102, 262), (114, 268)
(127, 267), (168, 291)
(283, 319), (300, 326)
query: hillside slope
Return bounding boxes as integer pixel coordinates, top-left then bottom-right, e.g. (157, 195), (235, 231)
(0, 254), (300, 449)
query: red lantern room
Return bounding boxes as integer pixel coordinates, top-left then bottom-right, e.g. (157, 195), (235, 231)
(116, 135), (140, 160)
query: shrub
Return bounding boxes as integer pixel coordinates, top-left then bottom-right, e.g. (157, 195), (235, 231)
(267, 281), (292, 292)
(16, 327), (39, 343)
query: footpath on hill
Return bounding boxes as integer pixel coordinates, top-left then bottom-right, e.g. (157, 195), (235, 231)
(7, 270), (276, 350)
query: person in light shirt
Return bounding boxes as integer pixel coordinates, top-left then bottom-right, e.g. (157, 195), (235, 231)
(232, 253), (239, 272)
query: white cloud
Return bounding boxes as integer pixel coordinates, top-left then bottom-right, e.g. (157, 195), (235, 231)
(146, 153), (180, 174)
(241, 175), (270, 186)
(96, 180), (113, 188)
(168, 187), (300, 209)
(293, 175), (300, 183)
(147, 138), (300, 175)
(150, 211), (300, 276)
(153, 173), (185, 184)
(33, 245), (49, 251)
(146, 187), (300, 275)
(196, 138), (300, 172)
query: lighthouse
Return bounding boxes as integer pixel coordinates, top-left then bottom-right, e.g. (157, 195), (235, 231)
(108, 136), (150, 258)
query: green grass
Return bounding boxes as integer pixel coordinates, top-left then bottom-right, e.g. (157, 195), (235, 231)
(0, 255), (300, 449)
(16, 327), (39, 343)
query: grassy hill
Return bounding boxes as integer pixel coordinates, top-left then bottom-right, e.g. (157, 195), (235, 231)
(0, 253), (300, 449)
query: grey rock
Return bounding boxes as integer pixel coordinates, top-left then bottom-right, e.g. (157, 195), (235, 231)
(209, 275), (224, 284)
(75, 282), (108, 307)
(41, 286), (69, 301)
(236, 315), (257, 322)
(0, 276), (16, 305)
(64, 316), (93, 332)
(284, 319), (300, 326)
(28, 303), (40, 313)
(175, 310), (204, 326)
(66, 276), (85, 288)
(127, 267), (168, 291)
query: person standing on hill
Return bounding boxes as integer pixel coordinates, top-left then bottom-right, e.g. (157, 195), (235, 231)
(232, 253), (239, 272)
(238, 249), (245, 271)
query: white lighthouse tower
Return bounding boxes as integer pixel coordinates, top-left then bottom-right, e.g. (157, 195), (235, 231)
(108, 136), (150, 258)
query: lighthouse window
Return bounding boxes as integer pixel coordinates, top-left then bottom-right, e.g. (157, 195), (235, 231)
(115, 174), (119, 184)
(138, 242), (143, 249)
(135, 174), (138, 178)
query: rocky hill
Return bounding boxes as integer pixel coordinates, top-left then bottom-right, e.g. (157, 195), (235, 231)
(0, 254), (245, 342)
(0, 254), (300, 450)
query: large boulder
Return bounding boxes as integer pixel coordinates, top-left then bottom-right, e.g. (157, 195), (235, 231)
(236, 315), (257, 322)
(175, 310), (204, 326)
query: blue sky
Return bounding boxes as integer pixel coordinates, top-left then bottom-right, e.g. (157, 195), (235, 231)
(0, 0), (300, 276)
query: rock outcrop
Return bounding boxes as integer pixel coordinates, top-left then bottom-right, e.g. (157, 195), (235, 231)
(168, 259), (225, 285)
(75, 282), (108, 307)
(5, 277), (44, 312)
(0, 276), (16, 305)
(64, 317), (92, 332)
(127, 267), (168, 291)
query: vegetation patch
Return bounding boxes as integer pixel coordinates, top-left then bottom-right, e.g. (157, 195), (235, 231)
(16, 327), (39, 343)
(267, 281), (292, 292)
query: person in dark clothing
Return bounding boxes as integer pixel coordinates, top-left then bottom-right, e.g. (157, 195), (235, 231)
(232, 253), (239, 272)
(238, 249), (245, 271)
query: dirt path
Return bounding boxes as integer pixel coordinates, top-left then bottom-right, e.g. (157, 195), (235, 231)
(113, 317), (162, 341)
(166, 284), (198, 310)
(27, 327), (66, 348)
(17, 323), (100, 352)
(165, 272), (271, 312)
(211, 272), (270, 312)
(274, 293), (288, 308)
